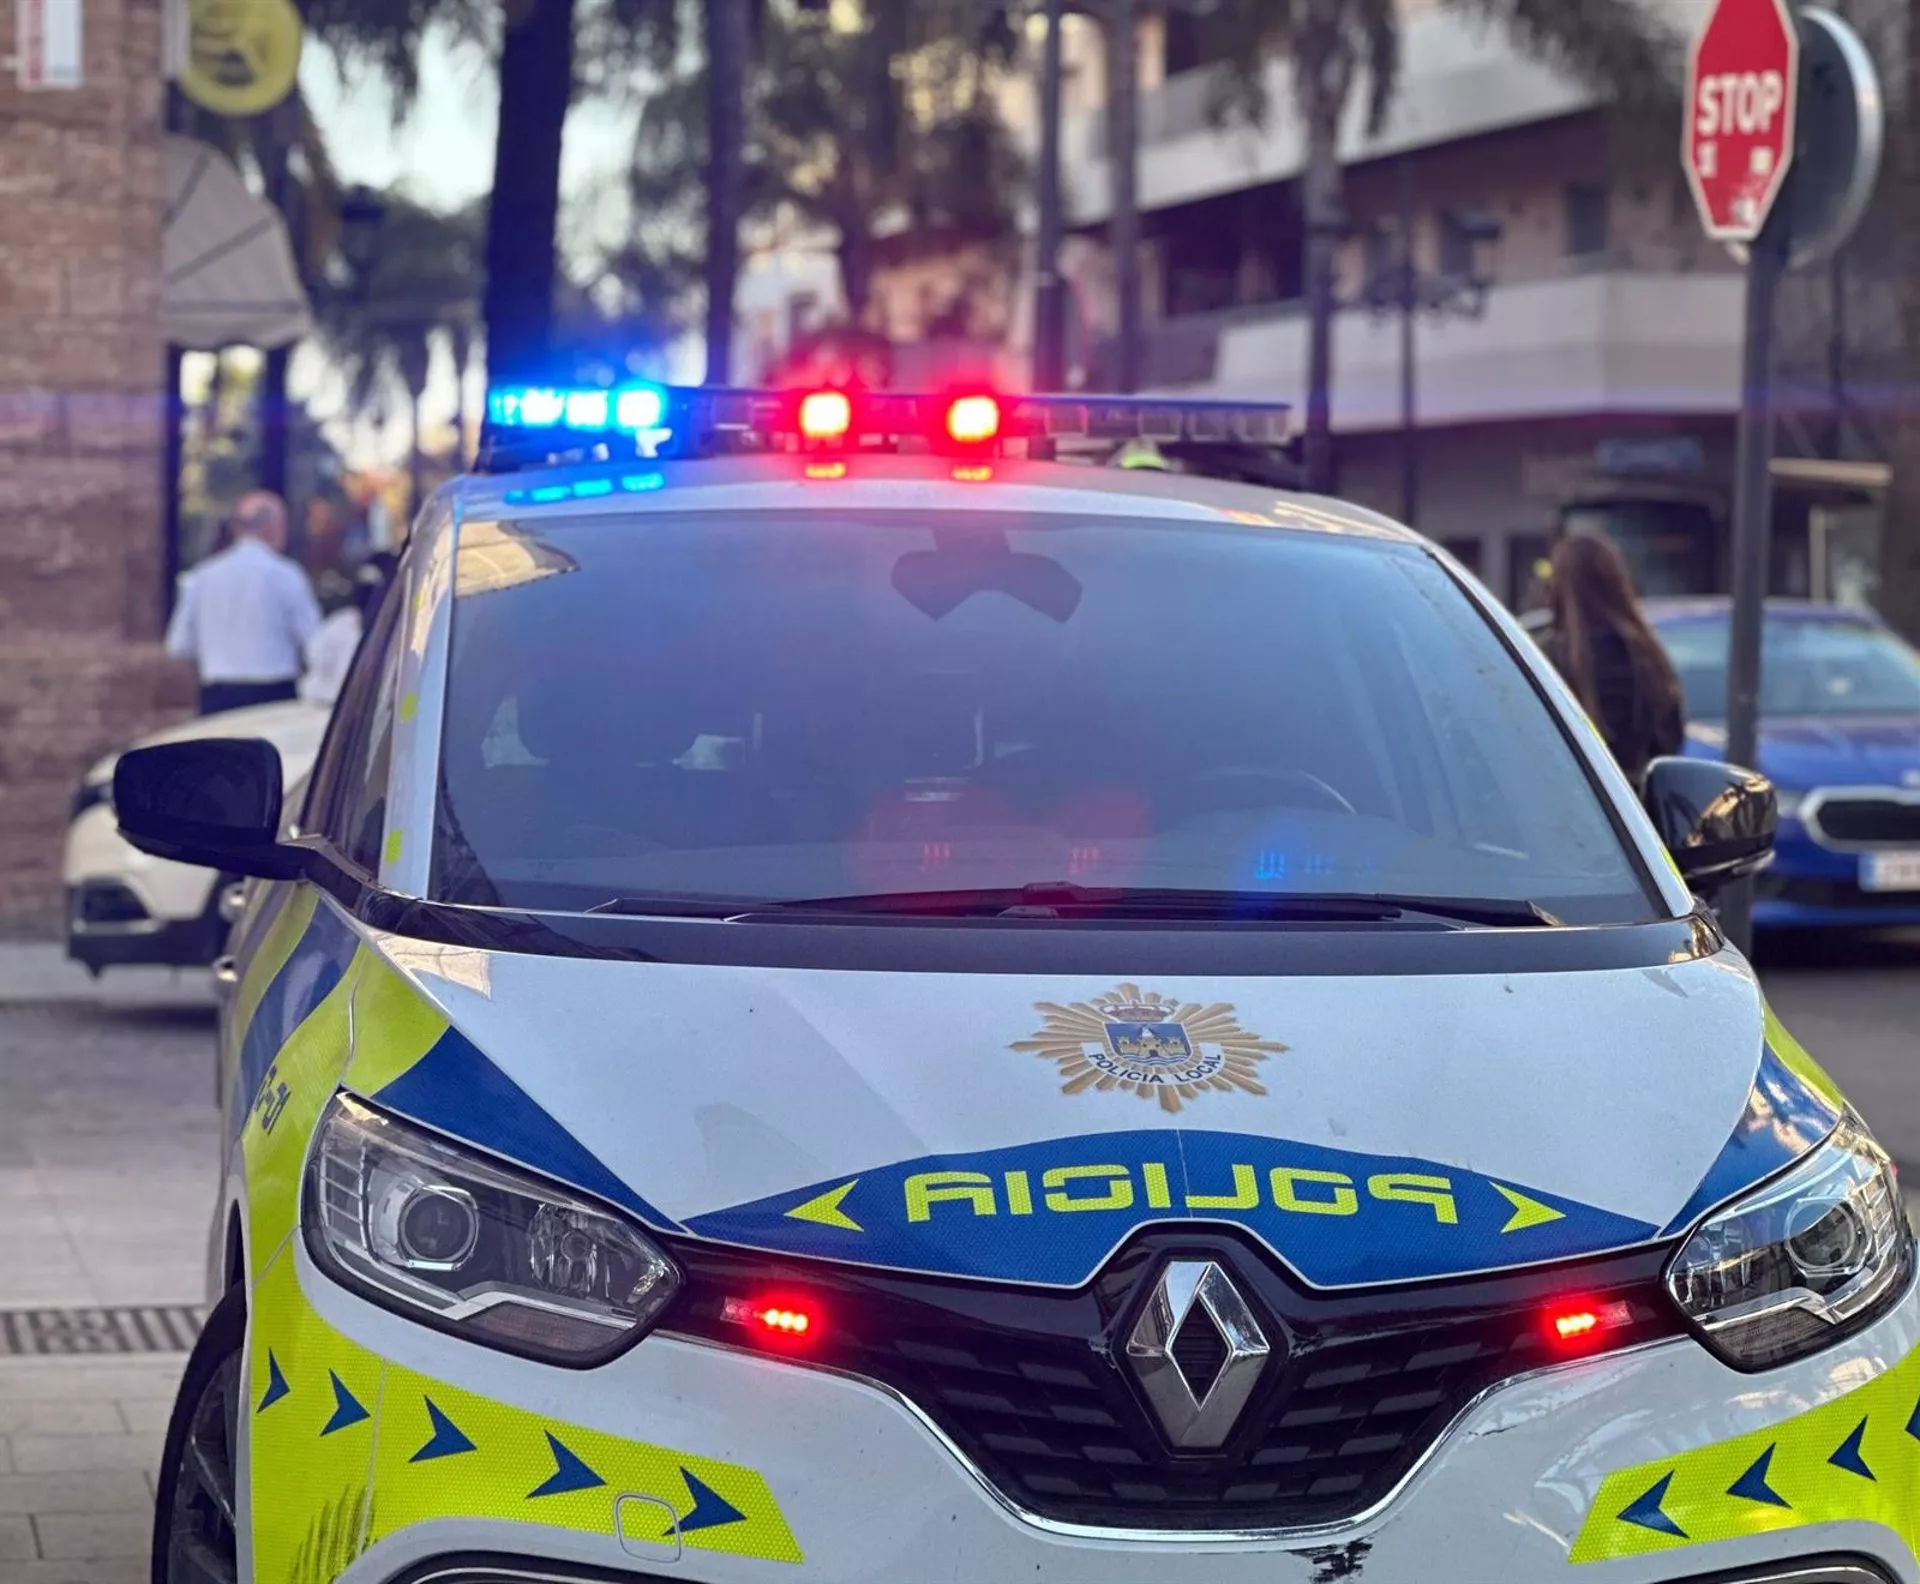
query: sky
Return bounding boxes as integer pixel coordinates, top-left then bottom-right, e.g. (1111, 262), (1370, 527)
(293, 27), (654, 469)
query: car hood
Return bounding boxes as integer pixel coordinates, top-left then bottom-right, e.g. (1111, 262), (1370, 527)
(305, 919), (1838, 1292)
(83, 699), (332, 785)
(1688, 715), (1920, 790)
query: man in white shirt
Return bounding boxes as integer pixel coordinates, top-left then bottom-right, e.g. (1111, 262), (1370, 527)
(165, 491), (323, 715)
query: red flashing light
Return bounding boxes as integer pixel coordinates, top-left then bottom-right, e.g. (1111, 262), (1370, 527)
(945, 393), (1002, 446)
(797, 390), (853, 442)
(1553, 1309), (1599, 1342)
(722, 1294), (820, 1345)
(804, 461), (848, 480)
(1545, 1299), (1632, 1348)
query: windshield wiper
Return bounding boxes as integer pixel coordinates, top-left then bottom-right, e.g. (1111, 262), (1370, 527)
(584, 893), (751, 918)
(744, 882), (1559, 927)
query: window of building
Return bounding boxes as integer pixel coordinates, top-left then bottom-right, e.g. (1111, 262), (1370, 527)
(1565, 183), (1609, 258)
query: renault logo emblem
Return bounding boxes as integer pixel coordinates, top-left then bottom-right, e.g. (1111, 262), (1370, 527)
(1125, 1259), (1274, 1449)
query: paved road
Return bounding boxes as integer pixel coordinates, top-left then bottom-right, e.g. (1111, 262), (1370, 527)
(1755, 929), (1920, 1169)
(0, 936), (1913, 1581)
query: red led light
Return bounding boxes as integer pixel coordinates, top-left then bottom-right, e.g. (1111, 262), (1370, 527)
(797, 390), (853, 442)
(945, 394), (1002, 445)
(722, 1294), (821, 1345)
(1545, 1299), (1632, 1348)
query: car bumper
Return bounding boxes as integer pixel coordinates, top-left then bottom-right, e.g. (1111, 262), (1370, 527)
(1753, 825), (1920, 930)
(255, 1240), (1920, 1584)
(62, 803), (224, 971)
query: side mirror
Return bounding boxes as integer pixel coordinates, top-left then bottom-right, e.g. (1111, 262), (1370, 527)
(1642, 756), (1777, 894)
(113, 738), (308, 880)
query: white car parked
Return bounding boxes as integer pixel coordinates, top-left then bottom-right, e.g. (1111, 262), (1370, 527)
(63, 697), (331, 973)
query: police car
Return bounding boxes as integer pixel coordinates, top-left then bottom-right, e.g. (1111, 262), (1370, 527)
(114, 382), (1919, 1584)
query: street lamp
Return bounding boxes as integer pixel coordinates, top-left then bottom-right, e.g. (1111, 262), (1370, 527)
(1349, 157), (1502, 527)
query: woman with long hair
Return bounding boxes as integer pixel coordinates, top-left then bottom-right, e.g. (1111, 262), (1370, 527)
(1544, 533), (1685, 785)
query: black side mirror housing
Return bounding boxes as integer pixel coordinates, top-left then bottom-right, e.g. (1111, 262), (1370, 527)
(1642, 755), (1777, 895)
(113, 738), (308, 880)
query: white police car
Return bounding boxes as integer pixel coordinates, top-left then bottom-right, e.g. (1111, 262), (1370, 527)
(116, 382), (1919, 1584)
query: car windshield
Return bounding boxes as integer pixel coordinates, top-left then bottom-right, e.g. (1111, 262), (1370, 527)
(1659, 615), (1920, 721)
(431, 509), (1656, 925)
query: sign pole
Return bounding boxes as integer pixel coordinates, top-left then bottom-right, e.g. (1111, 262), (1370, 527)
(1719, 199), (1791, 952)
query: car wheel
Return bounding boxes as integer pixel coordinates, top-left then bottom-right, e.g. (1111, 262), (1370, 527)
(152, 1285), (245, 1584)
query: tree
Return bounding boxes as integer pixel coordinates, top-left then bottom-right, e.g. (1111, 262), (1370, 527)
(619, 0), (1022, 352)
(1205, 0), (1680, 491)
(706, 0), (753, 381)
(304, 0), (678, 387)
(315, 193), (485, 507)
(485, 0), (578, 383)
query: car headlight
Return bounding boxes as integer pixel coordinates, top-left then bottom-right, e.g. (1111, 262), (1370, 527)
(304, 1094), (680, 1366)
(1666, 1115), (1913, 1369)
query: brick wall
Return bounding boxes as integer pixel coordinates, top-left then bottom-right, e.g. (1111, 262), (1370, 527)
(0, 0), (189, 933)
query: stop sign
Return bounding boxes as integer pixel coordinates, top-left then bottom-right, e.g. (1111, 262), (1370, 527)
(1684, 0), (1799, 240)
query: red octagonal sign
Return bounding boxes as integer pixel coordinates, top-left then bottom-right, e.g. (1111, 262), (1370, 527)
(1685, 0), (1800, 240)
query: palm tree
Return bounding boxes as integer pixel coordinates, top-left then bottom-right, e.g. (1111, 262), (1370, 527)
(1202, 0), (1680, 491)
(316, 193), (485, 507)
(485, 0), (577, 383)
(705, 0), (754, 382)
(304, 0), (677, 387)
(618, 0), (1021, 355)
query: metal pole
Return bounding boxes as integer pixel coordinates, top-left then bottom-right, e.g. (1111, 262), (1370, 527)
(162, 346), (186, 624)
(1032, 0), (1066, 392)
(1108, 0), (1141, 393)
(1398, 156), (1417, 527)
(1720, 205), (1791, 952)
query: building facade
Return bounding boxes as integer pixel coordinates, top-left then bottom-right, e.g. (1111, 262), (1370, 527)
(0, 0), (183, 930)
(1046, 0), (1884, 609)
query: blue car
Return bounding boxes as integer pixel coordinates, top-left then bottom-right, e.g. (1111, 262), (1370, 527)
(1649, 598), (1920, 928)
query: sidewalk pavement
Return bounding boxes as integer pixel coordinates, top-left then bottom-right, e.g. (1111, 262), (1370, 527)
(0, 946), (217, 1581)
(0, 942), (214, 1012)
(0, 1355), (182, 1584)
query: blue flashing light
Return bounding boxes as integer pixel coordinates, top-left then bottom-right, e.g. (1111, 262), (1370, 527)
(616, 385), (667, 430)
(565, 390), (610, 429)
(620, 472), (666, 494)
(519, 388), (567, 427)
(572, 478), (614, 498)
(487, 381), (671, 437)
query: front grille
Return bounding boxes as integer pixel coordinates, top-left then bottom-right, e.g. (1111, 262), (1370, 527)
(1810, 796), (1920, 846)
(666, 1231), (1680, 1531)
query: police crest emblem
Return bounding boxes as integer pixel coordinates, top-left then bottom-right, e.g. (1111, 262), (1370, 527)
(1013, 984), (1287, 1113)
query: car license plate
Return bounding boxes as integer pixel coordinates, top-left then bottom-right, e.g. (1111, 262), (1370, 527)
(1861, 851), (1920, 891)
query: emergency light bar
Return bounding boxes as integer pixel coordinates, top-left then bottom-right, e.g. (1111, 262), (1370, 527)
(477, 381), (1292, 474)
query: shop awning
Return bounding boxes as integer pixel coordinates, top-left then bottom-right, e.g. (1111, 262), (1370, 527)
(162, 135), (312, 351)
